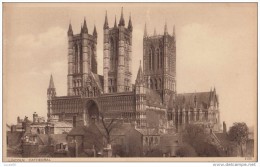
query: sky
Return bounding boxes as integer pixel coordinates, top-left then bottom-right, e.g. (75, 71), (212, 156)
(3, 3), (257, 129)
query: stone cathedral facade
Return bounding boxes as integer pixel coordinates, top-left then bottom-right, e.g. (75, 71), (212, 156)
(47, 9), (221, 132)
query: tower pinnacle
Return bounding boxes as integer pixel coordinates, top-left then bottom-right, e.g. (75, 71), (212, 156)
(104, 11), (109, 29)
(82, 17), (88, 33)
(173, 25), (175, 37)
(136, 60), (144, 85)
(128, 13), (133, 31)
(93, 24), (97, 37)
(49, 74), (55, 89)
(114, 15), (117, 28)
(47, 74), (56, 99)
(118, 7), (125, 26)
(164, 21), (168, 35)
(144, 23), (147, 37)
(67, 22), (73, 36)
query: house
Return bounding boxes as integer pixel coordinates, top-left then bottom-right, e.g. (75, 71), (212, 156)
(67, 124), (104, 157)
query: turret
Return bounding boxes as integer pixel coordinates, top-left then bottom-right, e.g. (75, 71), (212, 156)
(128, 14), (133, 32)
(135, 61), (146, 127)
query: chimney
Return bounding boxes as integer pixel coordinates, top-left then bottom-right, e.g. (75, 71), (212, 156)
(223, 121), (227, 134)
(73, 116), (77, 128)
(11, 125), (17, 133)
(33, 112), (38, 123)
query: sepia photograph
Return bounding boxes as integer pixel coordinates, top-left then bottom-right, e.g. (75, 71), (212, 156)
(2, 2), (258, 163)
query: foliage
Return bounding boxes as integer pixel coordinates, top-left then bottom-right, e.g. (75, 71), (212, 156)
(228, 122), (249, 156)
(228, 122), (249, 145)
(175, 144), (197, 157)
(183, 124), (205, 145)
(182, 124), (220, 157)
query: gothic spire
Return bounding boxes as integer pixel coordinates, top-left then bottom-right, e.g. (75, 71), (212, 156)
(164, 21), (168, 35)
(128, 13), (133, 31)
(114, 15), (117, 28)
(136, 60), (144, 84)
(93, 24), (97, 37)
(173, 25), (175, 37)
(103, 11), (109, 29)
(47, 74), (56, 99)
(118, 7), (125, 26)
(80, 24), (83, 34)
(144, 23), (147, 37)
(209, 87), (214, 106)
(49, 74), (55, 89)
(82, 17), (88, 33)
(67, 22), (73, 36)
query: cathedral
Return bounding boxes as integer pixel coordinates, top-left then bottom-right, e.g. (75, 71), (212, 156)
(47, 8), (220, 132)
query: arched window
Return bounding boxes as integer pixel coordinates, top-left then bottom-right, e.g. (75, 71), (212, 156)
(155, 79), (157, 90)
(91, 46), (95, 72)
(87, 88), (90, 97)
(156, 48), (160, 69)
(150, 79), (153, 89)
(160, 48), (163, 68)
(110, 79), (112, 86)
(79, 46), (83, 73)
(159, 78), (162, 89)
(149, 49), (153, 70)
(74, 44), (78, 73)
(110, 38), (115, 71)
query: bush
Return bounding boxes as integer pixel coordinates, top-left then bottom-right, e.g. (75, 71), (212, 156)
(176, 144), (197, 157)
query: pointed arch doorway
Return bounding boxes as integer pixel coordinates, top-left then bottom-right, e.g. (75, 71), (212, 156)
(84, 99), (100, 126)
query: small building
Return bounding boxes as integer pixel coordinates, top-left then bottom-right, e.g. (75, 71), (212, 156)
(67, 124), (104, 157)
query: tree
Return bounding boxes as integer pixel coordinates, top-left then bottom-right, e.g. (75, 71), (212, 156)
(99, 113), (123, 147)
(182, 124), (220, 157)
(228, 122), (249, 157)
(183, 124), (205, 146)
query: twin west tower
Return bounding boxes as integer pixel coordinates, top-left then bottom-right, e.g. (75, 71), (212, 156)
(66, 8), (176, 101)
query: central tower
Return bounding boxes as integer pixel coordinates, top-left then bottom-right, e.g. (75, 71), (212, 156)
(103, 8), (133, 93)
(143, 23), (176, 104)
